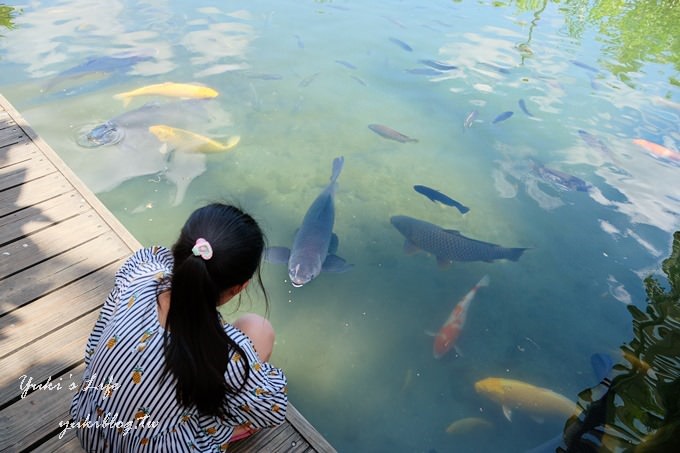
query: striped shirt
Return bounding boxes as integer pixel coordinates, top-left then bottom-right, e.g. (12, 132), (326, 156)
(70, 247), (288, 452)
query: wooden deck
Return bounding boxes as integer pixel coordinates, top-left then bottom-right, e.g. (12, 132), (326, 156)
(0, 94), (335, 453)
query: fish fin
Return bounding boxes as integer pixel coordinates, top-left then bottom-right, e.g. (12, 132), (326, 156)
(442, 229), (461, 235)
(437, 257), (453, 269)
(502, 406), (513, 422)
(322, 255), (353, 273)
(477, 275), (491, 287)
(508, 247), (529, 261)
(330, 156), (344, 182)
(328, 233), (339, 255)
(425, 330), (437, 337)
(264, 247), (291, 264)
(454, 346), (463, 357)
(403, 240), (420, 255)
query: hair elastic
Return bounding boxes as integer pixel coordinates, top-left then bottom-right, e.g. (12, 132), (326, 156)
(192, 238), (213, 260)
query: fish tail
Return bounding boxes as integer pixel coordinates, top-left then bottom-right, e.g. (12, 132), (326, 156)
(477, 274), (490, 287)
(508, 247), (529, 261)
(330, 156), (344, 182)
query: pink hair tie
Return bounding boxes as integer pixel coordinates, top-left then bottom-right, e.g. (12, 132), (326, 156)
(192, 238), (213, 260)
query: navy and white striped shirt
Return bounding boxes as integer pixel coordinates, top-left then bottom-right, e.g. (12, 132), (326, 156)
(70, 247), (288, 452)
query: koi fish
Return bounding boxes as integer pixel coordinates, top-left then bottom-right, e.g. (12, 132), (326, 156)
(632, 138), (680, 162)
(474, 377), (580, 422)
(148, 125), (240, 153)
(429, 275), (489, 358)
(114, 82), (219, 107)
(368, 124), (418, 143)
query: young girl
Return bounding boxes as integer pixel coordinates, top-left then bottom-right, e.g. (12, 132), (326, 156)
(70, 203), (288, 452)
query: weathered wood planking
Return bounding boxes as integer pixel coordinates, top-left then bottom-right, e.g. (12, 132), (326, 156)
(0, 94), (335, 452)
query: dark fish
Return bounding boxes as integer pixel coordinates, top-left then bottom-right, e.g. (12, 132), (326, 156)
(265, 157), (352, 287)
(45, 51), (155, 90)
(478, 62), (511, 74)
(413, 185), (469, 214)
(389, 37), (413, 52)
(464, 110), (478, 128)
(335, 60), (357, 70)
(368, 124), (418, 143)
(299, 72), (320, 88)
(405, 68), (442, 76)
(518, 99), (534, 117)
(570, 60), (599, 73)
(390, 215), (528, 265)
(418, 59), (458, 71)
(492, 111), (514, 124)
(531, 160), (590, 192)
(350, 75), (367, 86)
(578, 129), (612, 156)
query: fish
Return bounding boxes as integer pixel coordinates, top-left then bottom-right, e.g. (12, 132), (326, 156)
(368, 124), (418, 143)
(413, 185), (470, 214)
(429, 275), (489, 359)
(632, 138), (680, 162)
(389, 37), (413, 51)
(463, 110), (478, 129)
(492, 111), (514, 124)
(44, 50), (155, 91)
(299, 72), (320, 88)
(530, 160), (590, 192)
(570, 60), (599, 73)
(390, 215), (528, 266)
(419, 59), (458, 71)
(113, 82), (219, 107)
(474, 377), (580, 422)
(148, 125), (240, 153)
(478, 62), (511, 74)
(518, 99), (534, 117)
(445, 417), (493, 434)
(334, 60), (357, 70)
(578, 130), (613, 157)
(265, 157), (353, 287)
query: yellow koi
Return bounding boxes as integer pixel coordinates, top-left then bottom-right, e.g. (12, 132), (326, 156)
(114, 82), (218, 106)
(148, 124), (240, 153)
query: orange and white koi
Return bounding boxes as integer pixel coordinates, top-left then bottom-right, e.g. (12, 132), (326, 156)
(429, 275), (489, 359)
(632, 138), (680, 162)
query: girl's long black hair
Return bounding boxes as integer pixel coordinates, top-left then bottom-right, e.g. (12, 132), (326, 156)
(163, 203), (267, 419)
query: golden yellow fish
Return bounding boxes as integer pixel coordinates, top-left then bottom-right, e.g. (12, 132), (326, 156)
(114, 82), (218, 106)
(148, 125), (240, 153)
(474, 377), (579, 421)
(445, 417), (493, 434)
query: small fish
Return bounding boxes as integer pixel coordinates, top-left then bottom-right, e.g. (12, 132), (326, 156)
(518, 99), (534, 117)
(350, 75), (367, 86)
(632, 138), (680, 162)
(578, 130), (613, 157)
(114, 82), (218, 107)
(492, 111), (514, 124)
(368, 124), (418, 143)
(445, 417), (493, 435)
(429, 275), (489, 359)
(530, 160), (589, 192)
(389, 37), (413, 52)
(148, 125), (240, 153)
(474, 377), (580, 422)
(463, 110), (478, 129)
(335, 60), (357, 70)
(413, 185), (469, 214)
(570, 60), (599, 73)
(299, 72), (320, 88)
(478, 62), (511, 74)
(419, 59), (458, 71)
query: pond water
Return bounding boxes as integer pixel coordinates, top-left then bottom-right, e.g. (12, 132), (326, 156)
(1, 1), (679, 451)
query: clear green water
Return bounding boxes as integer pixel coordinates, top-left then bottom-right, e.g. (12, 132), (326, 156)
(1, 1), (679, 451)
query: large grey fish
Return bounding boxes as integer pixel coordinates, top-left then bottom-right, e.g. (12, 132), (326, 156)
(266, 157), (352, 287)
(390, 215), (528, 266)
(368, 124), (418, 143)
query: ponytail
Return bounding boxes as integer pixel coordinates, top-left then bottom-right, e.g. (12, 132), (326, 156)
(163, 204), (267, 418)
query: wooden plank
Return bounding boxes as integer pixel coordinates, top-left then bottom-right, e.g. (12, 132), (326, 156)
(35, 432), (84, 453)
(0, 260), (122, 355)
(0, 190), (87, 245)
(0, 208), (108, 278)
(0, 111), (14, 131)
(287, 404), (337, 452)
(0, 172), (73, 218)
(0, 311), (96, 407)
(0, 137), (41, 168)
(0, 364), (84, 452)
(0, 128), (26, 149)
(0, 152), (57, 192)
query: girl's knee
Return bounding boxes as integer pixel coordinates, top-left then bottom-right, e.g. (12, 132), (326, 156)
(233, 313), (275, 362)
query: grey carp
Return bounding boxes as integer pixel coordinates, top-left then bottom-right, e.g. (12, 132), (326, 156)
(266, 157), (352, 287)
(390, 215), (528, 265)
